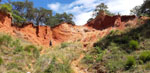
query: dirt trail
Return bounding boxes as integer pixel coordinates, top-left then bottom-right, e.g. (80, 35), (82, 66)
(71, 53), (87, 73)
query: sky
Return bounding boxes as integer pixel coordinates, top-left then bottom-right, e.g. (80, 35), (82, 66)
(8, 0), (144, 25)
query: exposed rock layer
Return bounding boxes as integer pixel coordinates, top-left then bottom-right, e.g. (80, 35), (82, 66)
(0, 12), (141, 47)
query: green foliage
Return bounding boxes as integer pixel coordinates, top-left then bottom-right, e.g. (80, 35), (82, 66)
(139, 51), (150, 63)
(44, 57), (73, 73)
(0, 35), (12, 47)
(12, 10), (26, 26)
(125, 56), (136, 70)
(7, 63), (18, 70)
(24, 45), (40, 58)
(90, 20), (150, 72)
(131, 0), (150, 16)
(0, 4), (12, 14)
(12, 40), (23, 53)
(61, 42), (69, 48)
(0, 0), (74, 27)
(145, 62), (150, 70)
(9, 0), (74, 26)
(0, 57), (3, 65)
(93, 3), (114, 17)
(128, 40), (139, 50)
(95, 47), (106, 61)
(140, 0), (150, 16)
(84, 54), (94, 64)
(130, 6), (142, 16)
(106, 60), (124, 72)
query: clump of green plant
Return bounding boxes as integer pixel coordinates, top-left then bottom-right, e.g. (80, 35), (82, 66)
(0, 57), (3, 65)
(12, 39), (24, 53)
(12, 10), (26, 27)
(24, 45), (40, 58)
(128, 40), (139, 50)
(125, 56), (136, 70)
(106, 60), (124, 72)
(84, 54), (94, 64)
(7, 63), (18, 70)
(139, 51), (150, 63)
(145, 62), (150, 70)
(44, 57), (73, 73)
(0, 4), (12, 14)
(61, 42), (69, 48)
(95, 47), (106, 62)
(0, 35), (12, 47)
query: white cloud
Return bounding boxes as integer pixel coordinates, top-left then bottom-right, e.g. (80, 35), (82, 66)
(106, 0), (144, 15)
(74, 11), (93, 25)
(47, 2), (60, 11)
(48, 0), (144, 25)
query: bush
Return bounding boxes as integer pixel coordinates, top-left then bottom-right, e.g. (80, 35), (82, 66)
(12, 10), (26, 25)
(44, 57), (72, 73)
(61, 42), (69, 48)
(0, 4), (12, 14)
(7, 63), (18, 70)
(24, 45), (40, 58)
(125, 56), (136, 70)
(84, 55), (94, 64)
(12, 40), (24, 53)
(139, 51), (150, 63)
(0, 35), (12, 47)
(0, 57), (3, 65)
(95, 47), (106, 62)
(128, 40), (139, 50)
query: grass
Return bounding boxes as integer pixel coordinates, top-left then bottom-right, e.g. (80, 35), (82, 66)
(139, 51), (150, 63)
(0, 34), (83, 73)
(128, 40), (139, 50)
(81, 20), (150, 73)
(125, 56), (136, 70)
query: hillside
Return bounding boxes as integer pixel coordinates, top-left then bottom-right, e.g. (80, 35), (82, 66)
(0, 9), (150, 73)
(0, 12), (141, 47)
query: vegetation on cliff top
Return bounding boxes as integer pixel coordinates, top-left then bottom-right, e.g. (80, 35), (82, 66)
(0, 0), (74, 27)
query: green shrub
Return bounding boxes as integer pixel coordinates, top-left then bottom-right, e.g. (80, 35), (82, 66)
(0, 35), (12, 47)
(95, 47), (106, 62)
(12, 40), (24, 53)
(24, 45), (40, 58)
(139, 51), (150, 63)
(61, 42), (69, 48)
(145, 62), (150, 70)
(0, 4), (12, 13)
(12, 10), (26, 23)
(24, 45), (36, 53)
(7, 63), (18, 70)
(129, 40), (139, 50)
(0, 57), (3, 65)
(14, 46), (23, 53)
(106, 60), (124, 72)
(96, 46), (103, 54)
(84, 54), (94, 64)
(125, 56), (136, 70)
(44, 57), (72, 73)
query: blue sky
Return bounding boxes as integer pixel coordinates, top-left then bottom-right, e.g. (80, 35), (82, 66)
(6, 0), (144, 25)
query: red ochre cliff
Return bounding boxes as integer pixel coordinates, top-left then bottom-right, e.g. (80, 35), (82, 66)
(0, 12), (142, 47)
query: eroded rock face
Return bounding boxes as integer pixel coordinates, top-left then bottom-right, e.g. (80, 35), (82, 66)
(85, 12), (137, 30)
(0, 12), (141, 47)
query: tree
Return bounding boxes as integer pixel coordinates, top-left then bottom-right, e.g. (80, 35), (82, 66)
(45, 12), (74, 27)
(0, 4), (12, 14)
(131, 0), (150, 16)
(141, 0), (150, 16)
(93, 3), (114, 17)
(130, 6), (141, 16)
(1, 0), (74, 27)
(34, 7), (52, 25)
